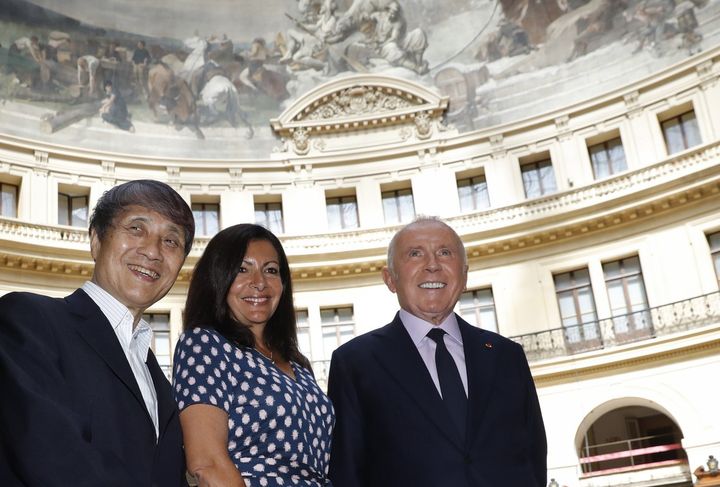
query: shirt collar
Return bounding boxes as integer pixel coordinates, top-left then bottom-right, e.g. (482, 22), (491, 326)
(81, 281), (152, 358)
(399, 309), (463, 347)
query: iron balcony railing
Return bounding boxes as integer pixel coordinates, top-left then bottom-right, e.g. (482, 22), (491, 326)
(511, 291), (720, 362)
(308, 292), (720, 387)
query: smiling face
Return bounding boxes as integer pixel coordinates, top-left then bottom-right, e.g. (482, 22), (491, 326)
(383, 221), (468, 325)
(226, 239), (284, 335)
(90, 205), (186, 323)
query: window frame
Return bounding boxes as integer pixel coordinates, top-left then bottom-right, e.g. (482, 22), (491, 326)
(520, 158), (557, 198)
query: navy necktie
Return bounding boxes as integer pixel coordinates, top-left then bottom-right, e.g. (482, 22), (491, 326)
(427, 328), (467, 436)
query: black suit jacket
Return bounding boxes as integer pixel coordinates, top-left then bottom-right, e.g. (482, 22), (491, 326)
(327, 313), (547, 487)
(0, 289), (187, 486)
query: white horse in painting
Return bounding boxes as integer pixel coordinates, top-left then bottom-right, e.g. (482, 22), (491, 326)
(198, 75), (254, 138)
(180, 34), (208, 81)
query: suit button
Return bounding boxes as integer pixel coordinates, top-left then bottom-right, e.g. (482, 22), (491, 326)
(464, 455), (472, 464)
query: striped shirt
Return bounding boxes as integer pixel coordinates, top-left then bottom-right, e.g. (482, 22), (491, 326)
(82, 281), (159, 439)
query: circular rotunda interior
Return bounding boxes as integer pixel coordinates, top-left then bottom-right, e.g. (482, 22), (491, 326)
(1, 1), (720, 486)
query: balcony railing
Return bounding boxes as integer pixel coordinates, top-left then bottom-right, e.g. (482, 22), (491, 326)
(511, 291), (720, 362)
(579, 433), (686, 477)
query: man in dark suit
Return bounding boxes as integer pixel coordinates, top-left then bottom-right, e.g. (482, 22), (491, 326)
(328, 217), (547, 487)
(0, 180), (194, 486)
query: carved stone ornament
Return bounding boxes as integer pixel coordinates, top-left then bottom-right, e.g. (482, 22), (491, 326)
(292, 128), (310, 155)
(302, 86), (415, 121)
(414, 112), (432, 139)
(270, 74), (449, 156)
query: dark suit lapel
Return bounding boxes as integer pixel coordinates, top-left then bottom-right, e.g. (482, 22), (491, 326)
(147, 350), (176, 438)
(458, 316), (498, 448)
(371, 314), (465, 449)
(64, 289), (148, 420)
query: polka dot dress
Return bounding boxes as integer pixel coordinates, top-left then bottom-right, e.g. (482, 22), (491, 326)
(173, 327), (335, 487)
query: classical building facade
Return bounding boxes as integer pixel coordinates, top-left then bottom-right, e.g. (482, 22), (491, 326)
(2, 44), (720, 487)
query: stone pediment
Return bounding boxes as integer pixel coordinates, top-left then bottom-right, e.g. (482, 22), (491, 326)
(270, 75), (449, 155)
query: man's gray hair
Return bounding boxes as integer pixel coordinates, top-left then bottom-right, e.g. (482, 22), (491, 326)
(386, 216), (467, 276)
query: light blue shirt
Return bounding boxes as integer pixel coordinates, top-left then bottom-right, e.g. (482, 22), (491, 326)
(399, 309), (469, 397)
(82, 281), (159, 439)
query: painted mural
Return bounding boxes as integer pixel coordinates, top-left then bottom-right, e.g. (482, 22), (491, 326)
(0, 0), (717, 159)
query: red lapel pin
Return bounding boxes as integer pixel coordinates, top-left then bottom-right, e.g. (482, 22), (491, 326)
(484, 342), (493, 349)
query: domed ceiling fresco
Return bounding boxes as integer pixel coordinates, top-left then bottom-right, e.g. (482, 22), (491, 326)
(0, 0), (716, 159)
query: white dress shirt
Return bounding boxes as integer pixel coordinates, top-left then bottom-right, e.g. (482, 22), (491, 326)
(82, 281), (159, 439)
(399, 309), (468, 397)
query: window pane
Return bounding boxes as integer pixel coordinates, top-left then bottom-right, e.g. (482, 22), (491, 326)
(539, 162), (557, 194)
(2, 184), (18, 217)
(341, 199), (359, 228)
(608, 139), (627, 173)
(320, 308), (336, 324)
(522, 166), (540, 198)
(681, 112), (701, 148)
(327, 199), (341, 230)
(58, 193), (69, 225)
(590, 144), (610, 179)
(558, 292), (579, 324)
(663, 117), (685, 154)
(606, 280), (627, 314)
(297, 327), (311, 356)
(337, 307), (353, 322)
(382, 194), (399, 224)
(71, 196), (88, 227)
(398, 191), (415, 223)
(577, 288), (596, 321)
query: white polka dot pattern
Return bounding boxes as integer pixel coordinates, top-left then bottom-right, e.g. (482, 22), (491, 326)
(173, 327), (335, 486)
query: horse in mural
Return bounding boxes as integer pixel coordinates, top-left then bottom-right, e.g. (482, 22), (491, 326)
(198, 74), (254, 138)
(147, 62), (204, 139)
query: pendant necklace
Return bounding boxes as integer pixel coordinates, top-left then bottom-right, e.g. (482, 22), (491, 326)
(256, 344), (275, 364)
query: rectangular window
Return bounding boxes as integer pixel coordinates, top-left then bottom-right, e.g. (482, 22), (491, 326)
(661, 110), (701, 155)
(603, 256), (651, 341)
(457, 175), (490, 212)
(589, 137), (627, 179)
(296, 309), (312, 358)
(58, 193), (89, 227)
(382, 188), (415, 224)
(320, 306), (354, 359)
(255, 202), (284, 234)
(143, 313), (172, 380)
(554, 268), (600, 349)
(707, 232), (720, 285)
(192, 202), (220, 236)
(0, 183), (18, 218)
(326, 195), (359, 230)
(459, 288), (498, 333)
(521, 159), (557, 198)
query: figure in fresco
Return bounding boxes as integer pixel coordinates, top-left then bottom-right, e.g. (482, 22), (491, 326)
(99, 80), (134, 132)
(131, 40), (151, 97)
(297, 0), (323, 23)
(281, 0), (343, 72)
(22, 35), (54, 91)
(568, 0), (628, 61)
(238, 37), (270, 91)
(181, 31), (209, 81)
(625, 0), (677, 53)
(76, 54), (100, 96)
(197, 74), (254, 138)
(675, 1), (703, 53)
(147, 62), (204, 139)
(364, 1), (428, 73)
(207, 33), (235, 63)
(477, 17), (533, 62)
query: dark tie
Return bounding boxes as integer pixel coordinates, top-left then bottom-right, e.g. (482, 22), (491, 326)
(427, 328), (467, 436)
